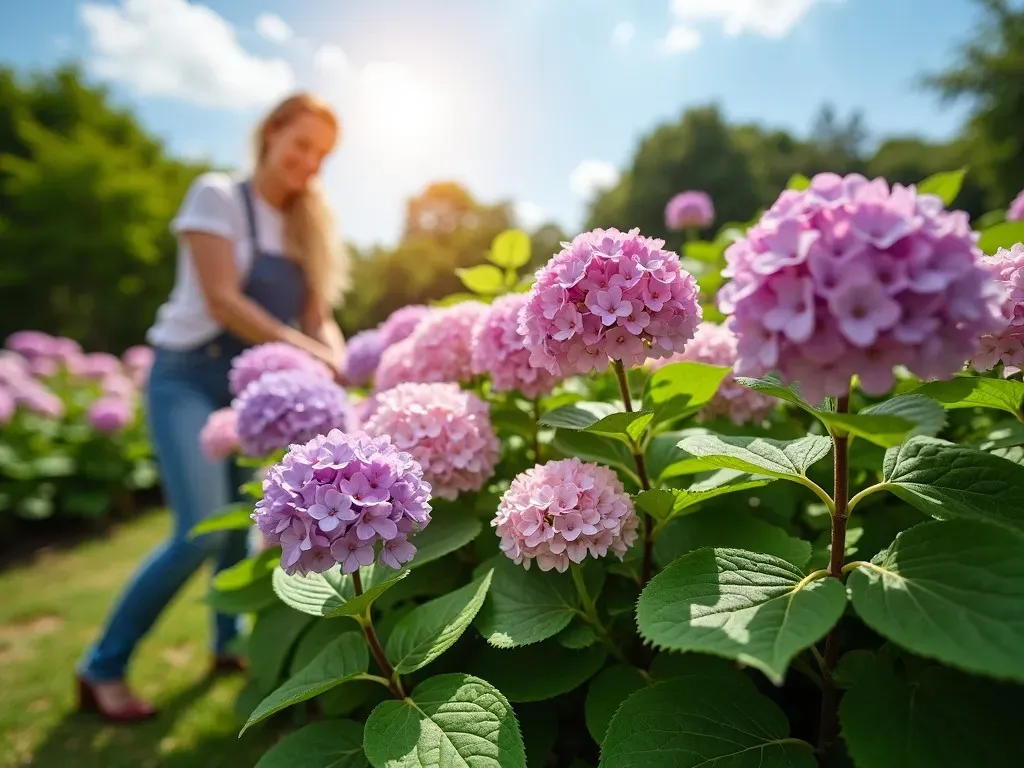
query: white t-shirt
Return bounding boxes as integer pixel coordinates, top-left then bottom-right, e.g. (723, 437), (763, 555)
(147, 172), (287, 349)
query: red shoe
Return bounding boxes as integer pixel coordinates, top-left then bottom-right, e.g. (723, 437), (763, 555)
(77, 677), (156, 722)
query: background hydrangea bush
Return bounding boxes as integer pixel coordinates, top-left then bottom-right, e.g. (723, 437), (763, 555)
(191, 171), (1024, 768)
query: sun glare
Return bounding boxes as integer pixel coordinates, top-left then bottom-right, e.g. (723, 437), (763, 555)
(357, 62), (444, 154)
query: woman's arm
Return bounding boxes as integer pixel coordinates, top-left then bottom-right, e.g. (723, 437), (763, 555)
(187, 231), (339, 369)
(301, 292), (347, 372)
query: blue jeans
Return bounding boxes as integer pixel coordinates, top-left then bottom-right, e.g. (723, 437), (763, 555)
(79, 347), (251, 682)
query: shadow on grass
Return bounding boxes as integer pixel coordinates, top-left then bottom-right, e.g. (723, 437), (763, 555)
(28, 676), (277, 768)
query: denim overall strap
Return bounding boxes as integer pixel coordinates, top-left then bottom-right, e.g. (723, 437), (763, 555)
(200, 181), (308, 364)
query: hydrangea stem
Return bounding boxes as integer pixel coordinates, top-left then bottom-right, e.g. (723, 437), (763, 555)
(532, 397), (543, 463)
(352, 569), (405, 699)
(570, 564), (630, 665)
(817, 392), (850, 763)
(612, 360), (653, 586)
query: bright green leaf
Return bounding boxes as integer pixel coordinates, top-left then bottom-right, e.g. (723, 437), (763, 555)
(600, 679), (815, 768)
(678, 434), (832, 482)
(911, 377), (1024, 417)
(290, 620), (359, 676)
(248, 603), (315, 693)
(189, 503), (253, 538)
(213, 549), (279, 591)
(363, 674), (527, 768)
(653, 509), (812, 570)
(861, 394), (946, 439)
(241, 632), (369, 734)
(644, 429), (714, 481)
(255, 720), (368, 768)
(585, 665), (647, 745)
(206, 549), (279, 614)
(637, 548), (846, 683)
(817, 411), (915, 448)
(272, 565), (409, 619)
(787, 174), (811, 191)
(488, 229), (531, 269)
(585, 410), (654, 443)
(840, 660), (1024, 768)
(917, 167), (967, 205)
(474, 556), (578, 648)
(386, 571), (493, 674)
(881, 437), (1024, 531)
(539, 402), (619, 431)
(734, 373), (829, 413)
(551, 429), (639, 480)
(455, 264), (506, 295)
(848, 518), (1024, 683)
(636, 470), (774, 522)
(683, 241), (723, 264)
(978, 221), (1024, 255)
(643, 362), (731, 423)
(469, 642), (607, 702)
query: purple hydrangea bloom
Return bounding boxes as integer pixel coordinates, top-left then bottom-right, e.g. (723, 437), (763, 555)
(345, 329), (386, 388)
(665, 191), (715, 231)
(718, 173), (1006, 403)
(233, 370), (349, 458)
(1008, 190), (1024, 222)
(88, 396), (133, 434)
(519, 227), (702, 376)
(5, 331), (58, 360)
(378, 304), (430, 347)
(0, 353), (64, 418)
(229, 342), (334, 397)
(972, 243), (1024, 374)
(253, 429), (432, 576)
(68, 352), (123, 381)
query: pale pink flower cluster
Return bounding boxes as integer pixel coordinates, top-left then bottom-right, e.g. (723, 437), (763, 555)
(719, 173), (1005, 403)
(374, 303), (487, 391)
(200, 407), (239, 461)
(973, 243), (1024, 374)
(471, 294), (561, 398)
(1008, 190), (1024, 222)
(493, 458), (638, 573)
(361, 382), (499, 500)
(650, 322), (776, 425)
(519, 228), (701, 377)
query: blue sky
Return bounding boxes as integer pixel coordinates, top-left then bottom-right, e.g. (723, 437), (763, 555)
(1, 0), (982, 247)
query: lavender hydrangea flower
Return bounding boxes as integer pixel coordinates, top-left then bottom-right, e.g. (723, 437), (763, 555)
(88, 396), (133, 434)
(718, 173), (1006, 403)
(362, 382), (500, 500)
(229, 342), (333, 397)
(665, 191), (715, 231)
(378, 304), (431, 347)
(471, 293), (561, 397)
(69, 352), (123, 381)
(493, 458), (638, 573)
(972, 243), (1024, 374)
(253, 429), (432, 575)
(345, 328), (386, 388)
(650, 322), (776, 425)
(1008, 190), (1024, 222)
(519, 228), (702, 376)
(234, 370), (349, 458)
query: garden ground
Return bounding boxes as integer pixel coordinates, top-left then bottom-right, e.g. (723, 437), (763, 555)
(0, 511), (277, 767)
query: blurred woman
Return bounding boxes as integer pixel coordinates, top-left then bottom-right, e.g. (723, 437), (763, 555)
(77, 93), (348, 720)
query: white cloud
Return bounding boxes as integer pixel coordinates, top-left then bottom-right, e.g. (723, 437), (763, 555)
(514, 201), (546, 230)
(255, 12), (292, 44)
(314, 44), (351, 79)
(660, 25), (702, 54)
(570, 160), (620, 201)
(80, 0), (295, 110)
(669, 0), (829, 39)
(612, 22), (635, 46)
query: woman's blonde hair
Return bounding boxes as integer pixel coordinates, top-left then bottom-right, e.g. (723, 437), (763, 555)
(255, 93), (350, 307)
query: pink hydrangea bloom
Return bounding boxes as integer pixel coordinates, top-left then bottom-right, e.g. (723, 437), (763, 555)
(493, 458), (638, 573)
(650, 322), (776, 425)
(362, 382), (500, 500)
(378, 304), (431, 347)
(122, 345), (154, 387)
(0, 352), (63, 417)
(972, 243), (1024, 374)
(253, 429), (432, 576)
(200, 407), (239, 461)
(665, 191), (715, 231)
(0, 389), (14, 425)
(101, 373), (136, 400)
(88, 396), (133, 434)
(69, 352), (123, 381)
(519, 228), (701, 376)
(229, 342), (333, 397)
(1008, 190), (1024, 222)
(471, 294), (561, 398)
(375, 303), (487, 390)
(718, 173), (1006, 403)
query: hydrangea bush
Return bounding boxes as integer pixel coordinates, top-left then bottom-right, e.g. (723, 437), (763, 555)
(198, 177), (1024, 768)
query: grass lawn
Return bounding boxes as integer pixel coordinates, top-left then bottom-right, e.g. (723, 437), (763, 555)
(0, 511), (279, 767)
